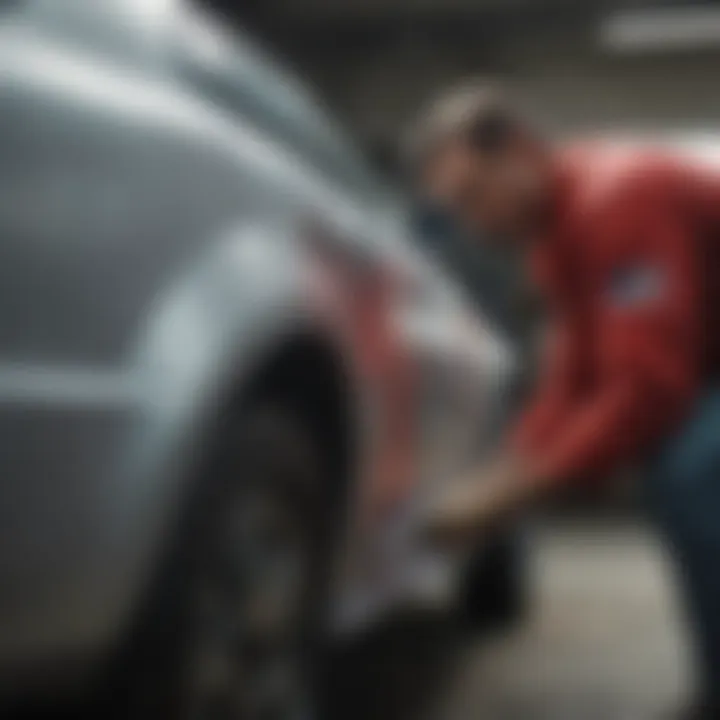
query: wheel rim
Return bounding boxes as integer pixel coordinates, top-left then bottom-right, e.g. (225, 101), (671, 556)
(184, 480), (313, 720)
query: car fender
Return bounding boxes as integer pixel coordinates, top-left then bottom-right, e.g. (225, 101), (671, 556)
(99, 222), (346, 645)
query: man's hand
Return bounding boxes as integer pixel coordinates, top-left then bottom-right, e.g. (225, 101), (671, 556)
(424, 453), (541, 546)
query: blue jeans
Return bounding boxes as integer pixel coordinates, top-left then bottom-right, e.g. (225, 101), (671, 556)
(647, 389), (720, 701)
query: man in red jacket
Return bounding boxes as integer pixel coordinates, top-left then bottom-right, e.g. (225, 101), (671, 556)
(409, 83), (720, 718)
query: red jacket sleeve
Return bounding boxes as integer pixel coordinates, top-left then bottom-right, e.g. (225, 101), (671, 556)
(520, 176), (701, 484)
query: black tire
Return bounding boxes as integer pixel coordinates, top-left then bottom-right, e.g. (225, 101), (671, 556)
(458, 527), (529, 634)
(106, 405), (334, 720)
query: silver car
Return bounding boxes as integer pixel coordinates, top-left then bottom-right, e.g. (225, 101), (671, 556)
(0, 1), (518, 717)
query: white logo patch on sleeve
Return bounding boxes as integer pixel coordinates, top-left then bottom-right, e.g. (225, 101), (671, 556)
(606, 265), (665, 309)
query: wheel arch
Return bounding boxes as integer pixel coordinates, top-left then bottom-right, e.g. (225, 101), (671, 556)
(105, 326), (361, 674)
(91, 224), (364, 660)
(102, 328), (360, 711)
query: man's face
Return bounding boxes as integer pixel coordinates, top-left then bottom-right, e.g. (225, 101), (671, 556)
(422, 137), (546, 242)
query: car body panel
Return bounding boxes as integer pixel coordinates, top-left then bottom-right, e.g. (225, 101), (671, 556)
(0, 0), (515, 682)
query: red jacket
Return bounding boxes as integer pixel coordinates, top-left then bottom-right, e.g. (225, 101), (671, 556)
(512, 143), (720, 483)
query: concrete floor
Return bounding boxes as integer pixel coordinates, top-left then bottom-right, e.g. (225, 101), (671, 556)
(436, 521), (692, 720)
(10, 521), (695, 720)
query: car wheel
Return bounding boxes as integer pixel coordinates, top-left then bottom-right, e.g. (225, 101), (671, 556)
(109, 406), (333, 720)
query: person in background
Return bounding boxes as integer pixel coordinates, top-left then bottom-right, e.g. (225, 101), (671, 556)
(407, 81), (720, 719)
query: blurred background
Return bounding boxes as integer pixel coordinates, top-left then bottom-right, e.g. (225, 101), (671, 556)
(236, 0), (720, 152)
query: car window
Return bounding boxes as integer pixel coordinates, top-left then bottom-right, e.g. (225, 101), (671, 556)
(175, 6), (381, 198)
